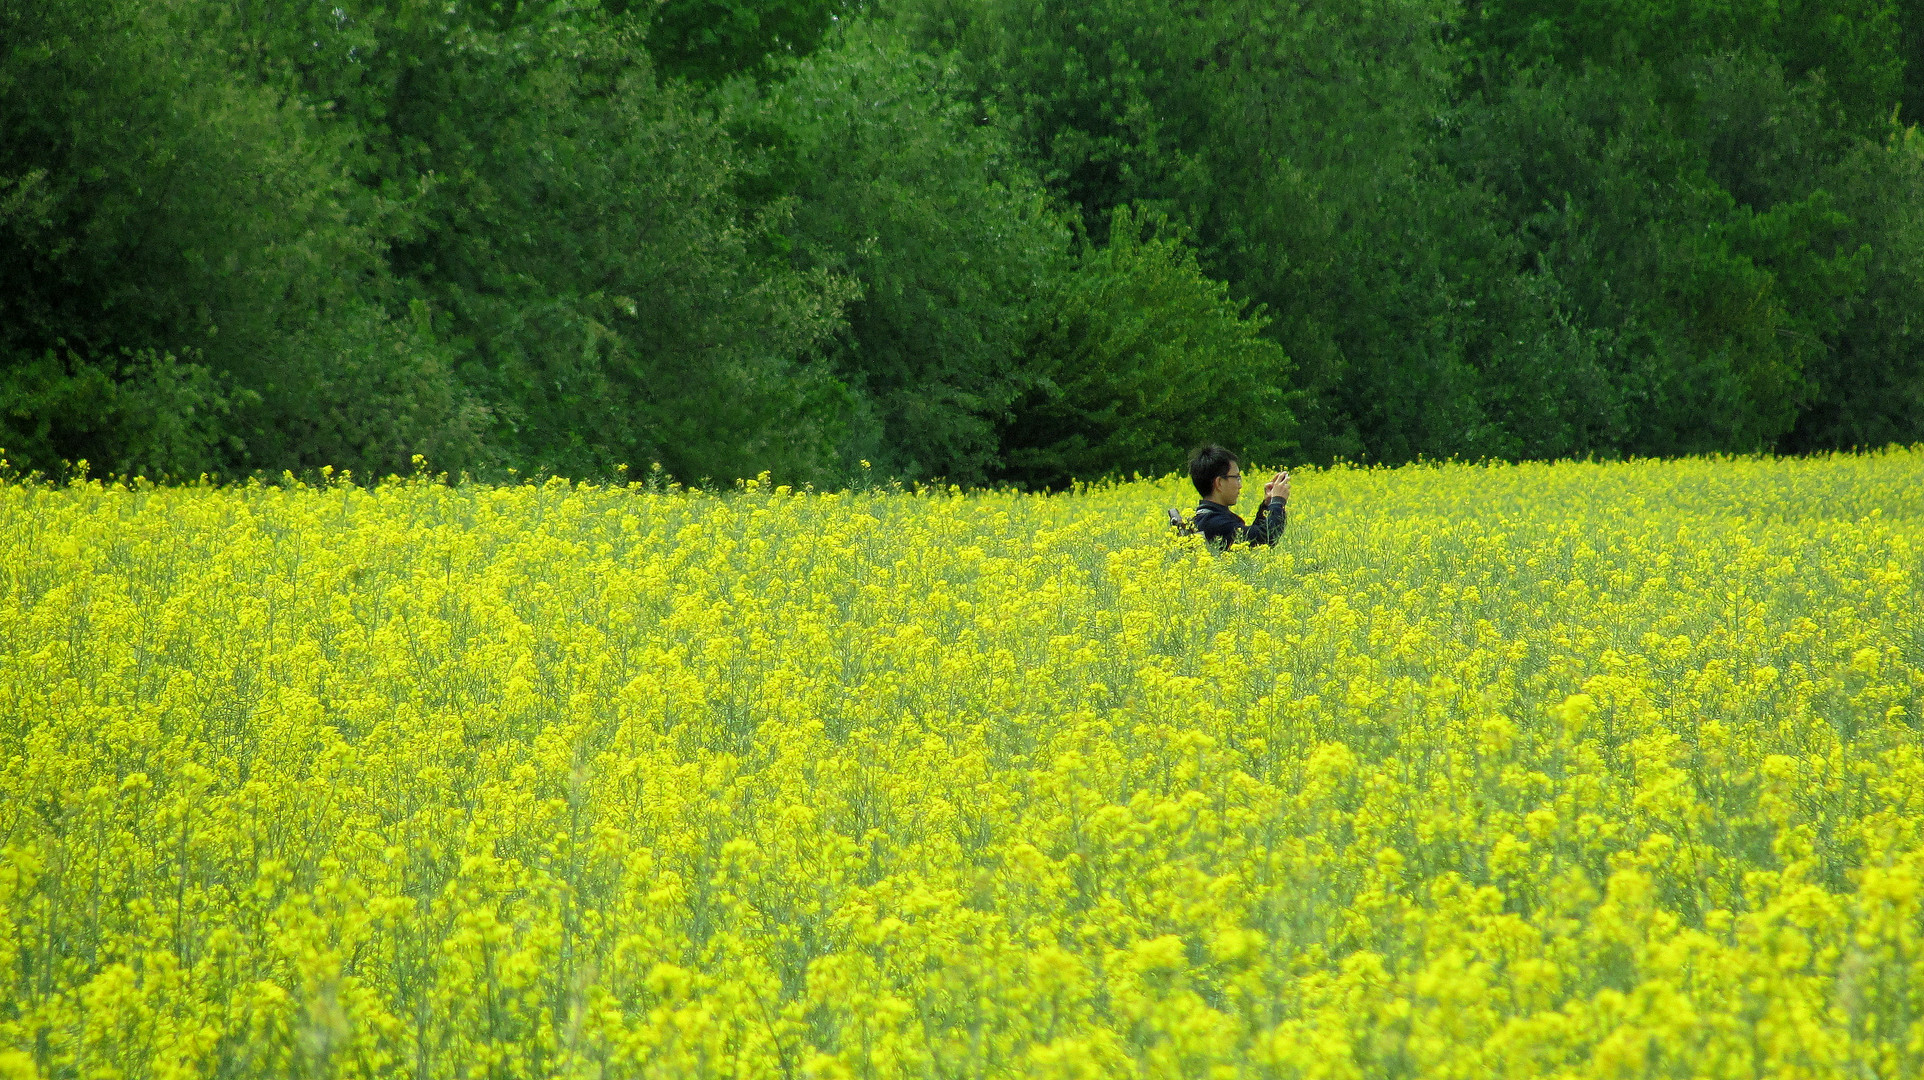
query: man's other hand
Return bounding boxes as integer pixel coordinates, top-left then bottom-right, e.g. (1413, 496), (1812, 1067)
(1264, 470), (1290, 502)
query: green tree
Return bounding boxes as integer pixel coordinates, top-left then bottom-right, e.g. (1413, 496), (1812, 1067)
(1904, 0), (1924, 125)
(1453, 59), (1869, 454)
(394, 17), (854, 482)
(1459, 0), (1901, 133)
(200, 0), (858, 483)
(896, 0), (1528, 463)
(0, 0), (483, 479)
(997, 208), (1296, 489)
(904, 0), (1916, 463)
(632, 0), (860, 84)
(1787, 124), (1924, 450)
(722, 23), (1068, 483)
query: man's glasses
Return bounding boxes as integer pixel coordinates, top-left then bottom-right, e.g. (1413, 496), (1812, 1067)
(1223, 472), (1241, 481)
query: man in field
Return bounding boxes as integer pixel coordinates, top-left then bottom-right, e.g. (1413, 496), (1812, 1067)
(1188, 444), (1289, 551)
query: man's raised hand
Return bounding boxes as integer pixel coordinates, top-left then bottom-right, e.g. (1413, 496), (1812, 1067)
(1264, 470), (1290, 502)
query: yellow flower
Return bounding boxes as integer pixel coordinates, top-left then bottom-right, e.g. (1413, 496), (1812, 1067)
(2, 448), (1920, 1077)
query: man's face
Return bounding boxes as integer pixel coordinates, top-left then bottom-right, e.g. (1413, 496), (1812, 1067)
(1212, 464), (1243, 506)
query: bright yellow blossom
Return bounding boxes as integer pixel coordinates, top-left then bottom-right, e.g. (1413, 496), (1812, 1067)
(0, 449), (1921, 1077)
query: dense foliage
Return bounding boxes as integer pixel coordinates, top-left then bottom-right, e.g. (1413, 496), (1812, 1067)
(5, 0), (1924, 485)
(2, 452), (1921, 1075)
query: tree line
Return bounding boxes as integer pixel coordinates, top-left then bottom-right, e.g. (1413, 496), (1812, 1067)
(5, 0), (1922, 487)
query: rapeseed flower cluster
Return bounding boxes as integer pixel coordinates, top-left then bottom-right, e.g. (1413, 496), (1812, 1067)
(2, 451), (1921, 1079)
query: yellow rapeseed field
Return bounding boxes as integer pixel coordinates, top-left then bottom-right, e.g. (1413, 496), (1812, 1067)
(2, 451), (1922, 1080)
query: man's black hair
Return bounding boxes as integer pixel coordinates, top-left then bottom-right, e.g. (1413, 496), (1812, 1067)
(1189, 444), (1237, 498)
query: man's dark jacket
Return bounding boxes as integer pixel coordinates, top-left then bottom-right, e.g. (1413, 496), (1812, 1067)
(1193, 496), (1287, 551)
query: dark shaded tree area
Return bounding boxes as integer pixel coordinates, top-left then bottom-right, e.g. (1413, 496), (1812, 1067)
(899, 0), (1924, 464)
(4, 0), (1922, 488)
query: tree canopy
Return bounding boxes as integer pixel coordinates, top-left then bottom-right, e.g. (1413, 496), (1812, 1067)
(5, 0), (1922, 486)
